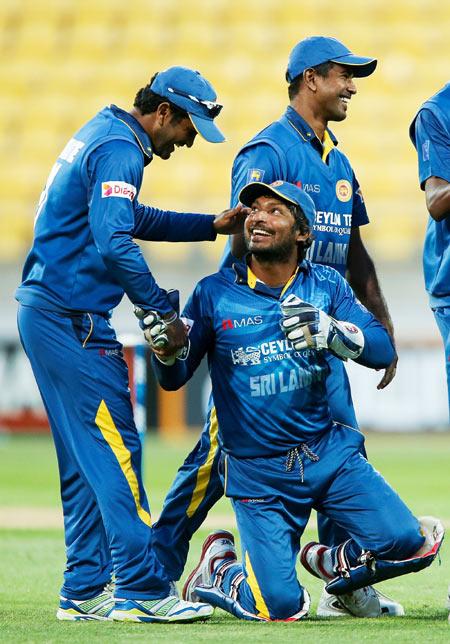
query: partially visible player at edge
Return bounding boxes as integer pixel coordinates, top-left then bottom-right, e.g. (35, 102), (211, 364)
(409, 81), (450, 621)
(153, 38), (401, 618)
(16, 66), (247, 624)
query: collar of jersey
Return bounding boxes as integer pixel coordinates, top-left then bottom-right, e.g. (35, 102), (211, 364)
(110, 105), (153, 165)
(284, 106), (338, 151)
(232, 256), (309, 297)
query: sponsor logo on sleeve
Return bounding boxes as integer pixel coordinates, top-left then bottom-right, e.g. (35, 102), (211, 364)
(246, 168), (265, 183)
(335, 179), (352, 202)
(101, 181), (136, 201)
(422, 139), (430, 162)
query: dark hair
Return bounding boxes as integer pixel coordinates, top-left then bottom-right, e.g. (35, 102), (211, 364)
(288, 203), (313, 259)
(287, 61), (334, 100)
(134, 72), (189, 122)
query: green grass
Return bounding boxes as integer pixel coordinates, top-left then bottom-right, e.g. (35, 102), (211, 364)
(0, 432), (449, 642)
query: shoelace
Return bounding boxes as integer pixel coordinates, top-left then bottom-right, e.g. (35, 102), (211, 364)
(285, 444), (319, 482)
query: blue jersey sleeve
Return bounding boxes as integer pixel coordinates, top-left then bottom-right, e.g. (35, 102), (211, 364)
(351, 173), (369, 227)
(132, 204), (216, 242)
(413, 109), (450, 188)
(230, 143), (285, 207)
(326, 269), (395, 368)
(152, 280), (214, 389)
(87, 140), (175, 315)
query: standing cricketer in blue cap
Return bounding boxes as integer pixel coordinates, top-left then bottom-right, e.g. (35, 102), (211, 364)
(16, 65), (248, 624)
(150, 180), (443, 622)
(153, 37), (403, 619)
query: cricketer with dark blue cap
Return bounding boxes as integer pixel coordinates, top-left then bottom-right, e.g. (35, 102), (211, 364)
(286, 36), (377, 82)
(16, 64), (247, 623)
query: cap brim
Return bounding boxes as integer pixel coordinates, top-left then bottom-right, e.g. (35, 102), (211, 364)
(189, 114), (225, 143)
(239, 182), (296, 208)
(330, 55), (377, 77)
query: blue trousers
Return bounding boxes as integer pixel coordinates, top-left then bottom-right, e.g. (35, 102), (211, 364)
(433, 306), (450, 418)
(217, 424), (422, 620)
(153, 357), (359, 581)
(17, 304), (170, 600)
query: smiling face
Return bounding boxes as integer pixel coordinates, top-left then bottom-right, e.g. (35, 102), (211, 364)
(312, 63), (357, 122)
(244, 194), (309, 262)
(151, 112), (197, 160)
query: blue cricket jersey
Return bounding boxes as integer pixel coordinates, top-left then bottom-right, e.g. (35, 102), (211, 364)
(16, 105), (217, 316)
(221, 106), (369, 274)
(155, 260), (394, 457)
(410, 84), (450, 307)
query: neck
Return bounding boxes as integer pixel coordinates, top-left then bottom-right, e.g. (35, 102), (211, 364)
(290, 97), (327, 141)
(248, 253), (298, 287)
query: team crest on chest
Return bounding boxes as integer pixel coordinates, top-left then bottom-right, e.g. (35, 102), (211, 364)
(335, 179), (352, 202)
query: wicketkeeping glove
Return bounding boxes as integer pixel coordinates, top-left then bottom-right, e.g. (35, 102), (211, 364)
(134, 290), (189, 365)
(280, 294), (365, 361)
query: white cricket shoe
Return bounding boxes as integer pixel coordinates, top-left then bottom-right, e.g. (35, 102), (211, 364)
(111, 595), (213, 622)
(57, 588), (114, 621)
(317, 587), (404, 618)
(183, 530), (237, 602)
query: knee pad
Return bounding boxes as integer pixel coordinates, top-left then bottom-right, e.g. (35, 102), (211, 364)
(326, 516), (444, 596)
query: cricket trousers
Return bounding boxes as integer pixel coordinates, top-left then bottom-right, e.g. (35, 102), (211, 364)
(216, 423), (423, 620)
(153, 356), (359, 581)
(17, 304), (170, 600)
(433, 306), (450, 418)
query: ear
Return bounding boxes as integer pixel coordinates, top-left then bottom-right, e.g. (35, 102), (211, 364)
(296, 229), (311, 244)
(303, 68), (318, 93)
(155, 102), (172, 125)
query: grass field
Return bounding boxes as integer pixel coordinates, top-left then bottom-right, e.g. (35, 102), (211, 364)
(0, 431), (449, 643)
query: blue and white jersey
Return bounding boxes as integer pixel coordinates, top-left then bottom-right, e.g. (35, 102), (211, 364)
(155, 260), (394, 457)
(16, 105), (216, 316)
(410, 83), (450, 307)
(222, 106), (369, 274)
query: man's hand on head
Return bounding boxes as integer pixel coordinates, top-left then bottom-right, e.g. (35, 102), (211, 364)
(213, 204), (250, 235)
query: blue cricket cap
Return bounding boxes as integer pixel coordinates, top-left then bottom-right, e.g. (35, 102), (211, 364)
(239, 180), (316, 227)
(286, 36), (377, 82)
(150, 66), (225, 144)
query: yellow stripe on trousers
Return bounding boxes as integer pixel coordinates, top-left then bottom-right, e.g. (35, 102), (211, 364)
(245, 551), (270, 619)
(186, 406), (219, 518)
(95, 399), (151, 526)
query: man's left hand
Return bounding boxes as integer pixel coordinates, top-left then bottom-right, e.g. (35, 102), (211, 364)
(213, 205), (250, 235)
(376, 355), (398, 389)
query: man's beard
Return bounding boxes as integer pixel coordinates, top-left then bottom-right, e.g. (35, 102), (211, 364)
(247, 238), (295, 263)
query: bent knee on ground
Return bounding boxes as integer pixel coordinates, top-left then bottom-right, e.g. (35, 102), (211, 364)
(263, 587), (303, 620)
(373, 522), (425, 561)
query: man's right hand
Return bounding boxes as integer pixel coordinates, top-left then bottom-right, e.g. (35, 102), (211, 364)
(134, 307), (188, 358)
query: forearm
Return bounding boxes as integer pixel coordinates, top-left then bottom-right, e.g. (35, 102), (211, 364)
(425, 180), (450, 222)
(355, 325), (395, 369)
(133, 203), (216, 242)
(347, 231), (395, 339)
(151, 355), (191, 391)
(350, 268), (395, 338)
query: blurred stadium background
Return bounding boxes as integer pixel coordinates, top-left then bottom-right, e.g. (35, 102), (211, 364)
(0, 0), (449, 432)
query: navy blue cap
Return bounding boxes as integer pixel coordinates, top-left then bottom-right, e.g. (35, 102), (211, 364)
(150, 66), (225, 143)
(239, 180), (316, 227)
(286, 36), (377, 82)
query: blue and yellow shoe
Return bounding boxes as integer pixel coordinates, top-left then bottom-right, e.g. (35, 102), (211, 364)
(111, 595), (213, 623)
(56, 589), (114, 621)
